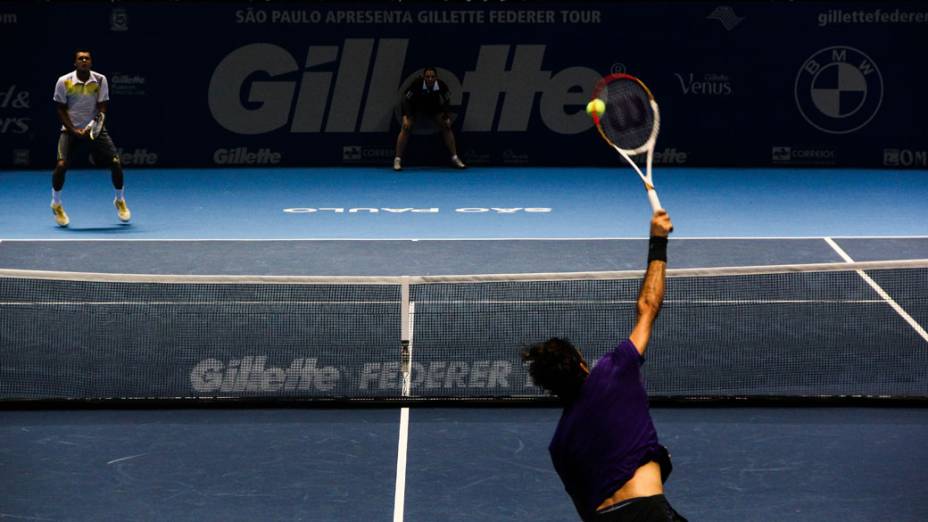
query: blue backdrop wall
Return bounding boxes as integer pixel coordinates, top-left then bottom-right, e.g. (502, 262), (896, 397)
(1, 1), (926, 169)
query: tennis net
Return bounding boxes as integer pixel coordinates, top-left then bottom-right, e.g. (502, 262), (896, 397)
(1, 259), (926, 403)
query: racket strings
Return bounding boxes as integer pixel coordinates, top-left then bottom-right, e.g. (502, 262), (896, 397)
(598, 80), (655, 152)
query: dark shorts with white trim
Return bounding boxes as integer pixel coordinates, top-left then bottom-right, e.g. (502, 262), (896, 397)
(594, 494), (687, 522)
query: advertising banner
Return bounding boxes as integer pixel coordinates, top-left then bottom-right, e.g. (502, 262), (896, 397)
(1, 2), (926, 169)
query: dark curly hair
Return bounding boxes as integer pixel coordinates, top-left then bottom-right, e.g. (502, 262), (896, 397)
(521, 337), (588, 401)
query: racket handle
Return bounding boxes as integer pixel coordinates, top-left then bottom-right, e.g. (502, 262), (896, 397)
(646, 188), (663, 213)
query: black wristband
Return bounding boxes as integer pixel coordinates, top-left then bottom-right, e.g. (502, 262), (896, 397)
(648, 236), (668, 263)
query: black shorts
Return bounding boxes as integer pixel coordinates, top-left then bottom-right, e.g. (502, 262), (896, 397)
(56, 128), (119, 167)
(401, 100), (448, 120)
(594, 494), (687, 522)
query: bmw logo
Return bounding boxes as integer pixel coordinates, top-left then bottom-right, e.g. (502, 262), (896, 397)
(794, 46), (883, 134)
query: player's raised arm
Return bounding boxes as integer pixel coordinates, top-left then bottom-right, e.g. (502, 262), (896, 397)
(629, 210), (672, 355)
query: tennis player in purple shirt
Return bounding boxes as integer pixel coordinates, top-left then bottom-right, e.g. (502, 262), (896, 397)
(522, 210), (686, 521)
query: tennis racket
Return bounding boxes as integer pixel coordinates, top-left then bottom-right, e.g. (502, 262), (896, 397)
(85, 112), (105, 140)
(590, 74), (663, 212)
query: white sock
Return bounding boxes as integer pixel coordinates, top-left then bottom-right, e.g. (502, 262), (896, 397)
(394, 157), (401, 162)
(115, 188), (125, 201)
(51, 189), (62, 205)
(451, 155), (459, 161)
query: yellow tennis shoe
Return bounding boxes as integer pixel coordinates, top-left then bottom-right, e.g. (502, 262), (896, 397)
(50, 202), (69, 227)
(114, 199), (132, 222)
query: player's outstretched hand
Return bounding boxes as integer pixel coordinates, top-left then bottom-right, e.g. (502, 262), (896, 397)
(650, 210), (673, 237)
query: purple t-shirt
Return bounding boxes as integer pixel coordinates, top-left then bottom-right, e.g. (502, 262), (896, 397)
(548, 339), (664, 521)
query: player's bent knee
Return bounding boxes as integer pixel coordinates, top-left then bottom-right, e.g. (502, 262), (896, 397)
(401, 123), (413, 133)
(55, 160), (69, 170)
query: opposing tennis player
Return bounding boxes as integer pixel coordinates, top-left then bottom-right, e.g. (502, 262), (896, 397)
(522, 210), (686, 521)
(51, 49), (131, 227)
(392, 67), (466, 171)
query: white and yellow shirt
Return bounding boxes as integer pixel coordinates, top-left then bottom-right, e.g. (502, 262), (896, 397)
(53, 70), (109, 130)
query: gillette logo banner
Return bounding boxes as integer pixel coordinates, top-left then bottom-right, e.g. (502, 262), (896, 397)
(208, 40), (599, 136)
(191, 357), (340, 393)
(190, 356), (531, 394)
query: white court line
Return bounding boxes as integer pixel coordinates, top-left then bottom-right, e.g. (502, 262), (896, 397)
(393, 407), (410, 522)
(825, 237), (928, 344)
(393, 300), (415, 522)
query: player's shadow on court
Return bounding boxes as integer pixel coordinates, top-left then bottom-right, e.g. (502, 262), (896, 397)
(57, 224), (134, 233)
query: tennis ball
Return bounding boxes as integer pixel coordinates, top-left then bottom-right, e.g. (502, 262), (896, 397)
(586, 99), (605, 118)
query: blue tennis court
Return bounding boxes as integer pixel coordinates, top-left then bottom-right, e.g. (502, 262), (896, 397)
(1, 167), (926, 240)
(4, 0), (928, 518)
(1, 166), (927, 521)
